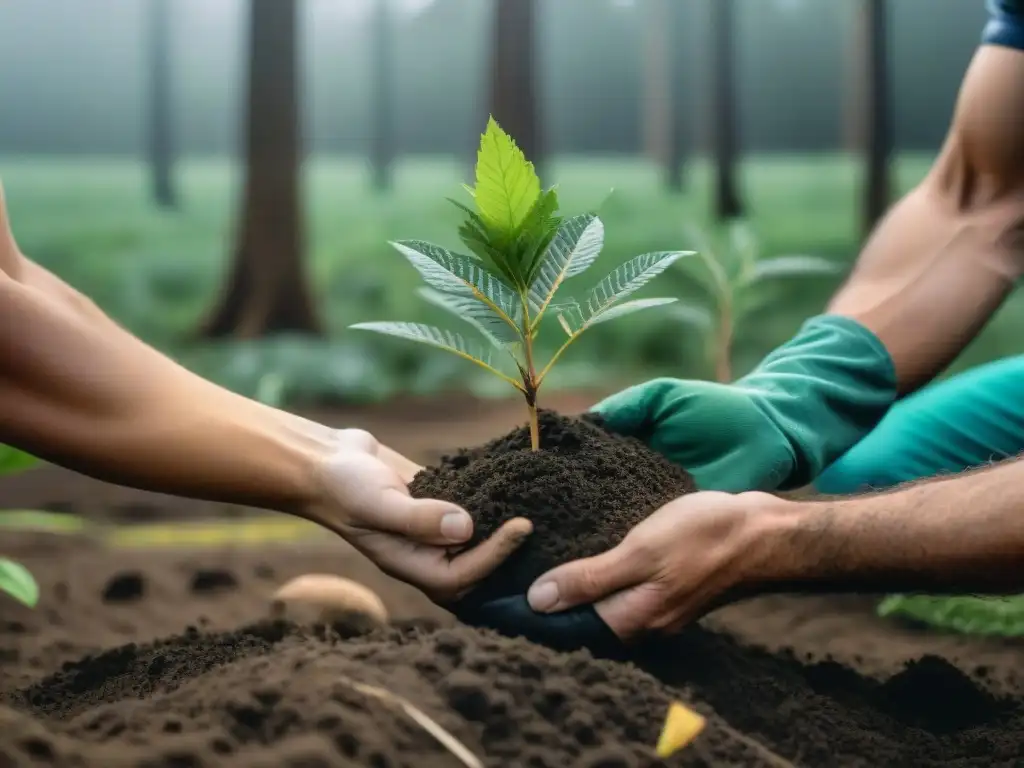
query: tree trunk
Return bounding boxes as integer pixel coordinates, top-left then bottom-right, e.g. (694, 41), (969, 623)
(370, 0), (394, 191)
(665, 0), (690, 191)
(859, 0), (892, 236)
(489, 0), (543, 176)
(643, 0), (688, 191)
(841, 1), (866, 154)
(710, 0), (743, 220)
(642, 0), (672, 169)
(148, 0), (177, 209)
(201, 0), (321, 338)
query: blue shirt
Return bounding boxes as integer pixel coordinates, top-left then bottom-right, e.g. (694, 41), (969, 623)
(985, 0), (1024, 49)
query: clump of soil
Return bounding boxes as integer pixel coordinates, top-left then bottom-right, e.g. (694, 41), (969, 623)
(409, 410), (696, 604)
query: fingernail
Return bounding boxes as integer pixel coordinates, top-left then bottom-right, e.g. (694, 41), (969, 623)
(528, 581), (559, 612)
(440, 511), (472, 541)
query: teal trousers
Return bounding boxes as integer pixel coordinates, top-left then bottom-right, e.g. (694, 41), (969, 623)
(815, 356), (1024, 493)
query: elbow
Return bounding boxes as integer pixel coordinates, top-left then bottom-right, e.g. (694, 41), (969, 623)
(923, 134), (1024, 281)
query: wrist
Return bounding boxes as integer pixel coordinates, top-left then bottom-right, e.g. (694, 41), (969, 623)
(730, 494), (816, 593)
(741, 314), (897, 489)
(256, 405), (338, 516)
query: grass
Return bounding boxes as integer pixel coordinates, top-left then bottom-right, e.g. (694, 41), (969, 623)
(14, 151), (1023, 403)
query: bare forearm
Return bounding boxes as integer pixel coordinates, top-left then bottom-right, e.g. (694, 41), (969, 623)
(827, 186), (1019, 393)
(0, 272), (330, 513)
(762, 459), (1024, 595)
(828, 46), (1024, 394)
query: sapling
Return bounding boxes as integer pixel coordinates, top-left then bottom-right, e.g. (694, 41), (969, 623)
(350, 117), (693, 450)
(0, 444), (41, 608)
(668, 219), (840, 382)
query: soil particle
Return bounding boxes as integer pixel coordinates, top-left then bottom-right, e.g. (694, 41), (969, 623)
(189, 569), (238, 595)
(408, 410), (696, 604)
(102, 572), (147, 604)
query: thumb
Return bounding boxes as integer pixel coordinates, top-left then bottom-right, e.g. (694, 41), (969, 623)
(526, 544), (646, 614)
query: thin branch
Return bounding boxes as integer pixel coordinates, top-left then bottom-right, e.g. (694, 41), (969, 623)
(337, 677), (484, 768)
(447, 350), (527, 392)
(535, 333), (577, 385)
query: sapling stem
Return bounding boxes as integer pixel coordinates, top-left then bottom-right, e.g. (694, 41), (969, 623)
(521, 297), (542, 451)
(526, 399), (540, 451)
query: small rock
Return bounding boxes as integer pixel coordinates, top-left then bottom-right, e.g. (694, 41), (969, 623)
(101, 572), (145, 603)
(190, 569), (238, 594)
(270, 574), (388, 632)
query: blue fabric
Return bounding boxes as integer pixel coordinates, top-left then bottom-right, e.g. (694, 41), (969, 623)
(984, 0), (1024, 50)
(816, 355), (1024, 493)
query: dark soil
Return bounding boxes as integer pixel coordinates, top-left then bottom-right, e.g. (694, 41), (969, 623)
(2, 531), (1024, 766)
(408, 411), (696, 604)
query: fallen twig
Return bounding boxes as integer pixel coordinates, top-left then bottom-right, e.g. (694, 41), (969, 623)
(336, 676), (484, 768)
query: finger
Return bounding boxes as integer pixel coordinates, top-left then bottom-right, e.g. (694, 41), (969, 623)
(593, 583), (661, 641)
(371, 488), (476, 546)
(445, 517), (533, 599)
(324, 447), (474, 546)
(587, 385), (651, 436)
(589, 377), (679, 437)
(526, 542), (647, 614)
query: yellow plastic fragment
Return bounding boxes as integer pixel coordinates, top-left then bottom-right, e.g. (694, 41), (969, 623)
(655, 700), (706, 758)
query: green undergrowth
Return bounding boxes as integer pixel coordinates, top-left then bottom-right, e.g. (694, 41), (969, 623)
(0, 445), (45, 607)
(0, 153), (964, 403)
(878, 594), (1024, 637)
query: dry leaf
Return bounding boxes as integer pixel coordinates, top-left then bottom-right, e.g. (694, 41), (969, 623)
(339, 677), (484, 768)
(656, 700), (706, 758)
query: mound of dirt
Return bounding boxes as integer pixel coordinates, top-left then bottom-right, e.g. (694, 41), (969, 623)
(3, 538), (1024, 766)
(6, 621), (773, 768)
(409, 410), (696, 604)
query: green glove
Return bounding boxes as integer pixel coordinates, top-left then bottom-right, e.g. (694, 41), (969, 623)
(591, 314), (897, 492)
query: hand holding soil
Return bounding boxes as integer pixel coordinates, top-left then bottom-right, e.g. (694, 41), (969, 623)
(526, 491), (789, 640)
(304, 428), (533, 604)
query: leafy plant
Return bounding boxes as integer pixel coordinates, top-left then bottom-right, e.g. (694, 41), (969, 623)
(0, 444), (41, 607)
(878, 593), (1024, 637)
(0, 558), (38, 607)
(669, 220), (839, 382)
(350, 117), (692, 449)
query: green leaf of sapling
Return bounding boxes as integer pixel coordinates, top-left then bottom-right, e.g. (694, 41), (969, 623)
(560, 251), (695, 334)
(471, 117), (541, 243)
(517, 188), (563, 283)
(416, 287), (523, 347)
(390, 240), (521, 331)
(0, 558), (39, 607)
(747, 255), (840, 283)
(527, 214), (605, 323)
(577, 297), (679, 328)
(349, 321), (523, 390)
(0, 445), (39, 476)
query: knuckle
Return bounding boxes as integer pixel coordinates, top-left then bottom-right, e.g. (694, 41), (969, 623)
(570, 564), (606, 600)
(621, 536), (658, 566)
(336, 428), (379, 454)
